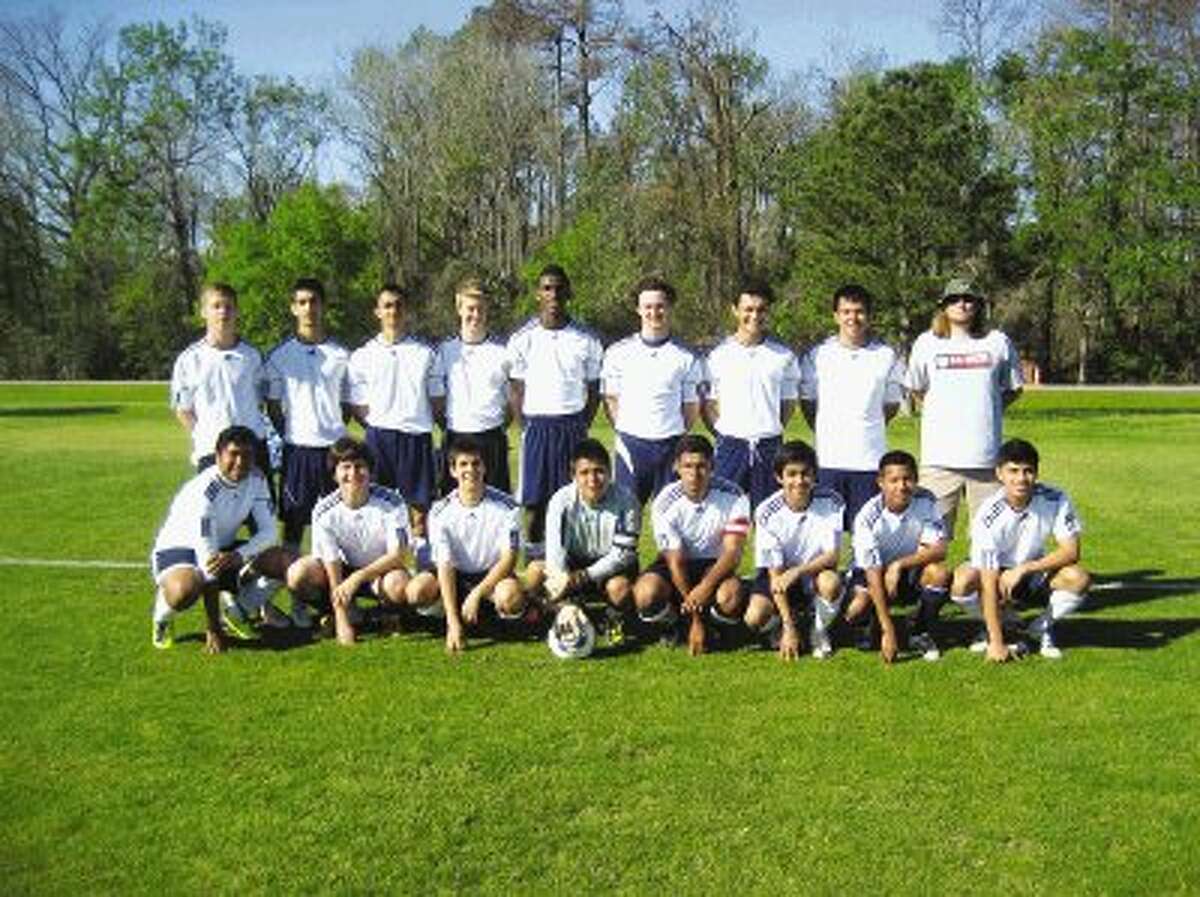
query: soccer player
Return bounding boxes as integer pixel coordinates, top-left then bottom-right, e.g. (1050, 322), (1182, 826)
(170, 282), (270, 472)
(601, 276), (704, 506)
(702, 278), (800, 509)
(285, 437), (434, 645)
(799, 283), (906, 529)
(507, 265), (603, 557)
(149, 426), (294, 653)
(265, 278), (353, 559)
(906, 278), (1023, 535)
(847, 450), (950, 664)
(436, 277), (513, 493)
(525, 439), (641, 641)
(349, 284), (445, 537)
(745, 441), (844, 661)
(950, 438), (1090, 662)
(407, 438), (527, 654)
(633, 434), (751, 657)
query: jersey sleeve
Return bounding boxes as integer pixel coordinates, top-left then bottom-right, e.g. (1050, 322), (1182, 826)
(169, 353), (194, 411)
(918, 499), (947, 547)
(798, 347), (817, 402)
(311, 512), (342, 564)
(585, 491), (641, 583)
(265, 350), (285, 402)
(780, 350), (800, 401)
(338, 352), (354, 403)
(600, 345), (622, 398)
(585, 332), (603, 381)
(1053, 492), (1083, 543)
(852, 512), (882, 570)
(426, 347), (446, 399)
(753, 507), (783, 570)
(543, 488), (569, 573)
(681, 352), (703, 403)
(905, 337), (929, 393)
(652, 499), (683, 553)
(815, 499), (844, 555)
(884, 349), (907, 405)
(506, 332), (527, 381)
(723, 492), (752, 539)
(703, 349), (721, 400)
(1000, 333), (1024, 392)
(241, 476), (277, 561)
(430, 505), (453, 566)
(501, 503), (522, 555)
(348, 348), (370, 406)
(968, 511), (1000, 571)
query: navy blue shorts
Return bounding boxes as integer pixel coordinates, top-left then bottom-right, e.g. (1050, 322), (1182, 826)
(614, 431), (679, 505)
(440, 426), (511, 495)
(818, 468), (878, 532)
(366, 426), (436, 508)
(1009, 569), (1052, 605)
(151, 545), (240, 592)
(644, 556), (719, 603)
(748, 568), (815, 607)
(519, 413), (587, 507)
(713, 433), (780, 510)
(847, 565), (924, 605)
(281, 443), (335, 530)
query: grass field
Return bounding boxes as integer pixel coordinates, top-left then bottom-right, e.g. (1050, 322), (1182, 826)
(1, 383), (1198, 895)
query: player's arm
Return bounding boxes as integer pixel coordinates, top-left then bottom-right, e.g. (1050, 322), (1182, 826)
(201, 585), (225, 655)
(582, 380), (601, 427)
(799, 400), (816, 430)
(240, 486), (278, 563)
(681, 400), (701, 432)
(883, 402), (900, 423)
(884, 539), (947, 598)
(348, 403), (370, 428)
(779, 398), (797, 430)
(1002, 387), (1023, 409)
(508, 378), (525, 428)
(1000, 536), (1080, 599)
(700, 394), (720, 435)
(431, 396), (446, 428)
(863, 565), (898, 664)
(438, 561), (465, 653)
(766, 566), (802, 660)
(603, 392), (619, 427)
(979, 567), (1013, 663)
(662, 548), (694, 604)
(776, 548), (839, 595)
(685, 531), (745, 611)
(266, 399), (286, 436)
(175, 408), (197, 432)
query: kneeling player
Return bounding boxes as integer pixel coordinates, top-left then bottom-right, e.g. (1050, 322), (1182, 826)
(407, 439), (526, 653)
(633, 434), (750, 656)
(150, 426), (293, 653)
(285, 437), (433, 645)
(846, 450), (950, 664)
(952, 438), (1090, 662)
(746, 441), (844, 661)
(526, 439), (641, 642)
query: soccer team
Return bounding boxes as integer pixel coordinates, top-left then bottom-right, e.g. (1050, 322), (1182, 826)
(150, 267), (1091, 663)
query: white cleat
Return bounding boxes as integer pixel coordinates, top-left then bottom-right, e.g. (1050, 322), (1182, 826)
(1038, 632), (1063, 660)
(910, 632), (941, 662)
(290, 599), (315, 629)
(810, 626), (833, 660)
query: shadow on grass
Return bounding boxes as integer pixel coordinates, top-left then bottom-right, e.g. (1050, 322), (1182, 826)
(932, 613), (1200, 653)
(0, 405), (120, 417)
(1091, 569), (1200, 609)
(1008, 408), (1200, 420)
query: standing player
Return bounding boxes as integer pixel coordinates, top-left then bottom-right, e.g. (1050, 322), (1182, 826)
(436, 277), (513, 493)
(265, 277), (353, 563)
(349, 284), (445, 537)
(702, 279), (800, 509)
(633, 434), (751, 657)
(149, 426), (294, 653)
(285, 437), (435, 646)
(799, 283), (906, 529)
(507, 265), (603, 558)
(170, 282), (269, 473)
(906, 278), (1023, 536)
(951, 438), (1090, 662)
(407, 439), (527, 654)
(745, 441), (845, 661)
(601, 276), (704, 506)
(847, 450), (950, 664)
(525, 439), (641, 642)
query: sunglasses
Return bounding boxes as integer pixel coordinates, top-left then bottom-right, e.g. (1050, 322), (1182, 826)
(941, 295), (980, 307)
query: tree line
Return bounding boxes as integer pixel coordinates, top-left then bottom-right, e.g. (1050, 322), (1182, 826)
(1, 0), (1197, 382)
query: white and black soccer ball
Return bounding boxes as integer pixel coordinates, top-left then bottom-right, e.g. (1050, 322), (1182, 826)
(547, 604), (596, 660)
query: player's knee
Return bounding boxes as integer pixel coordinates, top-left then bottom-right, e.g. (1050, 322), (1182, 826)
(815, 569), (841, 601)
(162, 570), (203, 608)
(743, 595), (775, 630)
(406, 572), (439, 607)
(715, 585), (743, 618)
(633, 574), (667, 611)
(951, 563), (977, 595)
(493, 579), (525, 616)
(379, 570), (410, 604)
(922, 562), (950, 589)
(524, 560), (546, 590)
(1054, 565), (1091, 594)
(605, 576), (633, 609)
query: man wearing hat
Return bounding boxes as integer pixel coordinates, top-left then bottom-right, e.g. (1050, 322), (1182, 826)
(905, 277), (1023, 536)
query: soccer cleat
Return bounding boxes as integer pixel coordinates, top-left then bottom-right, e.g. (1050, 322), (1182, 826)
(260, 602), (292, 629)
(151, 617), (175, 650)
(1038, 632), (1063, 660)
(810, 625), (833, 659)
(910, 632), (941, 662)
(604, 607), (626, 646)
(968, 627), (989, 653)
(220, 594), (256, 641)
(290, 598), (315, 629)
(1027, 612), (1050, 640)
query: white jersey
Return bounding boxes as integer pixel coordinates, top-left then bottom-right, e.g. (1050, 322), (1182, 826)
(544, 481), (641, 582)
(507, 318), (602, 416)
(906, 330), (1023, 468)
(349, 334), (445, 434)
(754, 487), (845, 571)
(311, 485), (411, 570)
(704, 336), (800, 439)
(152, 467), (275, 573)
(651, 477), (751, 561)
(437, 334), (511, 432)
(265, 337), (352, 447)
(429, 487), (522, 575)
(852, 489), (946, 570)
(602, 335), (703, 439)
(800, 337), (906, 471)
(170, 338), (267, 464)
(969, 484), (1082, 571)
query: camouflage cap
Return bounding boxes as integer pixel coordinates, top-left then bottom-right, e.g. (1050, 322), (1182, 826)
(941, 277), (985, 301)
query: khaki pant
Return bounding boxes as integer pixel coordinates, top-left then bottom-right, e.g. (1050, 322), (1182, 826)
(918, 466), (998, 537)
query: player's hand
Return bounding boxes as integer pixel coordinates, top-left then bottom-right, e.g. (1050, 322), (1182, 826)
(883, 562), (903, 599)
(778, 624), (800, 662)
(203, 629), (226, 655)
(461, 590), (483, 625)
(205, 551), (237, 576)
(879, 627), (898, 665)
(545, 569), (570, 601)
(332, 573), (361, 607)
(687, 612), (706, 656)
(999, 567), (1024, 600)
(334, 609), (356, 646)
(445, 622), (465, 654)
(682, 587), (710, 614)
(986, 640), (1015, 663)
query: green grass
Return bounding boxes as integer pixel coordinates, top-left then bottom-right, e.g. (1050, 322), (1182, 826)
(1, 384), (1198, 894)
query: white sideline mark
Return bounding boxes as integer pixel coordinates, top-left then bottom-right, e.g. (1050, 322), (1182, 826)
(0, 557), (146, 570)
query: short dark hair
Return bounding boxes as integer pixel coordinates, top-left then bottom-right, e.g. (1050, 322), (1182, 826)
(203, 282), (238, 306)
(675, 433), (714, 461)
(634, 275), (676, 305)
(292, 277), (325, 302)
(378, 282), (410, 303)
(737, 276), (774, 304)
(773, 440), (818, 476)
(997, 438), (1040, 470)
(571, 438), (611, 470)
(447, 436), (485, 465)
(878, 449), (917, 477)
(215, 425), (257, 456)
(538, 264), (570, 284)
(327, 436), (374, 473)
(833, 283), (873, 312)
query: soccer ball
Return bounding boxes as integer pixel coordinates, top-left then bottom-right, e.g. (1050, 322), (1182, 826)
(547, 604), (596, 659)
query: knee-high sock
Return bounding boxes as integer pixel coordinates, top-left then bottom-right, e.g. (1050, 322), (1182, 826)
(952, 591), (981, 620)
(912, 587), (948, 633)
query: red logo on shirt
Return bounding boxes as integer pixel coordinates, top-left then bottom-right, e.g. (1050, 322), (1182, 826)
(935, 351), (993, 370)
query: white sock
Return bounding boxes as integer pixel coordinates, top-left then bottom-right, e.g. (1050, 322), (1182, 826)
(953, 592), (982, 619)
(153, 587), (176, 624)
(813, 596), (840, 632)
(238, 576), (279, 612)
(1049, 589), (1085, 620)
